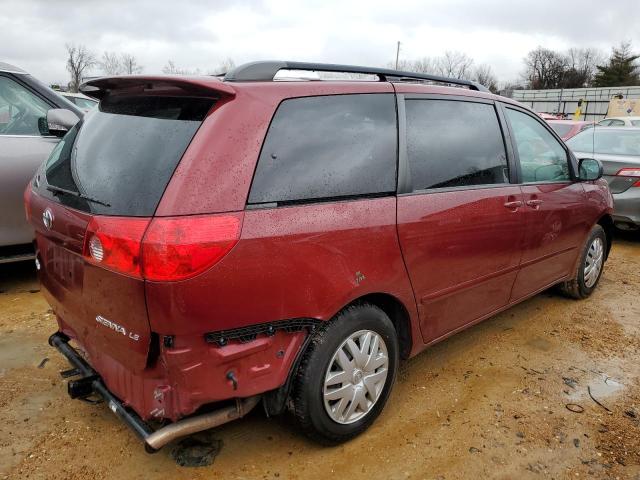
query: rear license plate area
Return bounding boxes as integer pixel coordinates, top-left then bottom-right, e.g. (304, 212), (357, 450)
(46, 244), (82, 289)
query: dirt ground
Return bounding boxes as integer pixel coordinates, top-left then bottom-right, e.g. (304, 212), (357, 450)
(1, 232), (639, 480)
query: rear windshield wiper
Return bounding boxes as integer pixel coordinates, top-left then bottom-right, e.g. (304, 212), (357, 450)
(46, 185), (111, 208)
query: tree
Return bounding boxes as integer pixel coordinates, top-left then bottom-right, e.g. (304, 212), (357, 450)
(435, 51), (474, 79)
(212, 57), (235, 75)
(562, 47), (603, 88)
(162, 60), (200, 75)
(66, 44), (96, 92)
(411, 57), (437, 74)
(523, 47), (568, 89)
(120, 53), (143, 74)
(100, 51), (122, 75)
(473, 64), (498, 93)
(593, 42), (639, 87)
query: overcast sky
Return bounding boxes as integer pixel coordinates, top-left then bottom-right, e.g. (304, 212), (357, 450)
(2, 0), (639, 85)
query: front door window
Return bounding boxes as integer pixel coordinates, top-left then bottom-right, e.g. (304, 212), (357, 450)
(0, 76), (49, 136)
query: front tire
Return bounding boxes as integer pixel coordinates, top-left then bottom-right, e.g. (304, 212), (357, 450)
(291, 304), (399, 444)
(559, 224), (607, 299)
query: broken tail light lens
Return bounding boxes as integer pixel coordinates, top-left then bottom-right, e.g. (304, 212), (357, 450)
(83, 216), (151, 279)
(141, 213), (242, 282)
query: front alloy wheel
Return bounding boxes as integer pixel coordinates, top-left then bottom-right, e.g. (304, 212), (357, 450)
(583, 237), (604, 288)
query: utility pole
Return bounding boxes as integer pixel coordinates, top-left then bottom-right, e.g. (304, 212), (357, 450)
(395, 41), (401, 70)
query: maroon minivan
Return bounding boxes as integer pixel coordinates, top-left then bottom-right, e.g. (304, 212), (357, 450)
(25, 61), (614, 451)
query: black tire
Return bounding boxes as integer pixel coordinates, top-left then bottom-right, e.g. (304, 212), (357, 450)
(558, 224), (607, 299)
(291, 303), (399, 445)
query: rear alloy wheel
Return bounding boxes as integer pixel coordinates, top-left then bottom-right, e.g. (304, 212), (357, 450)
(323, 329), (389, 424)
(559, 224), (607, 299)
(291, 304), (398, 444)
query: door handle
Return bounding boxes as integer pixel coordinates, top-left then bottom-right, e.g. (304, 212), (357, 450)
(526, 199), (543, 208)
(503, 200), (523, 209)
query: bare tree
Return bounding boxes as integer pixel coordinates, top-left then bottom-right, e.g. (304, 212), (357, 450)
(162, 60), (200, 75)
(100, 51), (122, 75)
(473, 64), (498, 93)
(386, 57), (437, 74)
(66, 44), (96, 92)
(411, 57), (437, 74)
(212, 57), (236, 75)
(435, 51), (474, 79)
(120, 53), (143, 74)
(522, 47), (568, 89)
(563, 47), (604, 87)
(386, 59), (414, 71)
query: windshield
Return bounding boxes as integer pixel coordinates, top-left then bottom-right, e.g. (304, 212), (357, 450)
(44, 95), (215, 216)
(567, 128), (640, 157)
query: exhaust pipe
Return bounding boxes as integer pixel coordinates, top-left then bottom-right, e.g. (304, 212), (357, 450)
(49, 332), (262, 452)
(145, 396), (261, 451)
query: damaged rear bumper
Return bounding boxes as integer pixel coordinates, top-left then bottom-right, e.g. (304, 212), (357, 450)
(48, 332), (260, 452)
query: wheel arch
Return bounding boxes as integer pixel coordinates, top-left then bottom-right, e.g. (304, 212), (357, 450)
(597, 213), (614, 260)
(342, 292), (413, 360)
(264, 292), (415, 416)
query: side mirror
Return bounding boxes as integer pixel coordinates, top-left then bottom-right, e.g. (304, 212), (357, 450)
(38, 108), (80, 137)
(578, 158), (603, 181)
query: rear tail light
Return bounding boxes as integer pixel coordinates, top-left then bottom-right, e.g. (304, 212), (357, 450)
(616, 168), (640, 187)
(141, 214), (242, 281)
(82, 213), (242, 281)
(83, 217), (151, 279)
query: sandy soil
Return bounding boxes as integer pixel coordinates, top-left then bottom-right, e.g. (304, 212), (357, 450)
(1, 232), (639, 480)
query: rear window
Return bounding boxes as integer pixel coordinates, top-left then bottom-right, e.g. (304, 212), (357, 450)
(44, 95), (214, 216)
(567, 128), (640, 156)
(248, 94), (397, 205)
(549, 123), (573, 138)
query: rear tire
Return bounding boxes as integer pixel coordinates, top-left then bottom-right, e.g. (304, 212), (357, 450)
(291, 304), (399, 445)
(558, 225), (607, 299)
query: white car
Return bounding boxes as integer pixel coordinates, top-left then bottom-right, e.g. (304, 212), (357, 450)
(59, 91), (98, 112)
(598, 116), (640, 127)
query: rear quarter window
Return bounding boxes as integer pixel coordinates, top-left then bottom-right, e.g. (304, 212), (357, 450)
(248, 94), (397, 205)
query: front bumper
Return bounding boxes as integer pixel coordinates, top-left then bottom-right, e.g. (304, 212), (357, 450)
(49, 332), (261, 451)
(612, 188), (640, 227)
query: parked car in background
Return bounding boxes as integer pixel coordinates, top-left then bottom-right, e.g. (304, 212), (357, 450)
(27, 61), (614, 452)
(0, 61), (81, 263)
(547, 120), (593, 141)
(567, 127), (640, 230)
(597, 116), (640, 127)
(538, 112), (562, 120)
(59, 91), (98, 112)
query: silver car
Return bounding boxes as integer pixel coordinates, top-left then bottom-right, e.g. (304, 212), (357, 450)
(0, 62), (82, 262)
(567, 127), (640, 230)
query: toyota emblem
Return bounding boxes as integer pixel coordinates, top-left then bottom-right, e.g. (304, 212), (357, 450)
(42, 208), (54, 230)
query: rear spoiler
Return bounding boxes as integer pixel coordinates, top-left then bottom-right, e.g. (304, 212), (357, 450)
(79, 75), (236, 100)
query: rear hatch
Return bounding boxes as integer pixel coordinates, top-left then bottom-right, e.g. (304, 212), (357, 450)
(28, 79), (224, 370)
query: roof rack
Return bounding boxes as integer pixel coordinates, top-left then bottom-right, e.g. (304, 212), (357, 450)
(223, 61), (488, 92)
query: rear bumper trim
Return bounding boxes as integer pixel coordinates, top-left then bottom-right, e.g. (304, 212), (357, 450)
(49, 332), (262, 451)
(49, 332), (155, 442)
